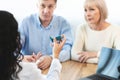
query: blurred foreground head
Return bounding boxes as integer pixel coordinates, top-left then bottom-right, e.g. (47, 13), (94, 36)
(0, 10), (23, 80)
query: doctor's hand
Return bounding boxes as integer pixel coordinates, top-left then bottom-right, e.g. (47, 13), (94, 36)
(52, 34), (66, 58)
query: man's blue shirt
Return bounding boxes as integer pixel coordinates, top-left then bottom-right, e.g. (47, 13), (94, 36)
(19, 13), (73, 62)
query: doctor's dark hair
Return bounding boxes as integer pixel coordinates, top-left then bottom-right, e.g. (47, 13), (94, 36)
(0, 11), (23, 80)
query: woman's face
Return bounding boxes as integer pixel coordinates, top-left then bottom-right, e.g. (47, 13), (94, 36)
(84, 4), (100, 25)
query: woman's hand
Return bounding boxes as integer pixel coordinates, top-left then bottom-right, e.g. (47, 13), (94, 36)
(52, 35), (66, 58)
(78, 51), (97, 63)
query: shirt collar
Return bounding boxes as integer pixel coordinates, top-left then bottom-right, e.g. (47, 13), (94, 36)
(36, 14), (55, 30)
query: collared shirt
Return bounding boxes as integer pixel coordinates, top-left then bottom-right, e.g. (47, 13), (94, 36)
(18, 59), (61, 80)
(19, 13), (73, 62)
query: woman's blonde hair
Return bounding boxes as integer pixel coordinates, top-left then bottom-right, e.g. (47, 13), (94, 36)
(84, 0), (108, 23)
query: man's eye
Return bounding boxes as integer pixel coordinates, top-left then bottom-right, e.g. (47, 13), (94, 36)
(48, 5), (54, 9)
(40, 5), (45, 8)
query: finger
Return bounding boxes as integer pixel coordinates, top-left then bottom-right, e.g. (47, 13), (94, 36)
(38, 61), (48, 69)
(77, 52), (82, 55)
(40, 62), (49, 70)
(61, 34), (64, 38)
(53, 38), (59, 47)
(60, 35), (66, 46)
(27, 57), (36, 62)
(41, 64), (49, 70)
(83, 57), (88, 63)
(36, 52), (42, 59)
(26, 58), (32, 62)
(53, 37), (57, 43)
(83, 55), (90, 63)
(38, 62), (44, 69)
(79, 53), (84, 58)
(38, 60), (44, 67)
(79, 55), (85, 63)
(32, 53), (37, 59)
(37, 57), (45, 66)
(37, 57), (51, 69)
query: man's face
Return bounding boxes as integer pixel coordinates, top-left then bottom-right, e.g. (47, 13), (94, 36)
(37, 0), (56, 22)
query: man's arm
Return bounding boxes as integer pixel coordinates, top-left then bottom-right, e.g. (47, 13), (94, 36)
(58, 19), (73, 62)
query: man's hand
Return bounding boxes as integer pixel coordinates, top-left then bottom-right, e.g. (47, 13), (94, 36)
(23, 55), (36, 62)
(36, 35), (66, 69)
(37, 55), (52, 70)
(23, 52), (42, 62)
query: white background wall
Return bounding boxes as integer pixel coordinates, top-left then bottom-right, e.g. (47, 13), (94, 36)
(0, 0), (120, 28)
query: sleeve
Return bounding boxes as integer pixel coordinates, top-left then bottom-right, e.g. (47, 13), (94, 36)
(114, 28), (120, 50)
(19, 62), (47, 80)
(46, 59), (62, 80)
(71, 25), (99, 63)
(71, 25), (85, 61)
(58, 19), (73, 62)
(19, 59), (61, 80)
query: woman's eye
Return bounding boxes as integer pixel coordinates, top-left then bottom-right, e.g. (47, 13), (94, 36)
(84, 9), (87, 12)
(90, 8), (95, 11)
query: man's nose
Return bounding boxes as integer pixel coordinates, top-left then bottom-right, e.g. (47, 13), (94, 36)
(44, 7), (49, 13)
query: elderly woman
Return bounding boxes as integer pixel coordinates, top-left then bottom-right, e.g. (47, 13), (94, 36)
(71, 0), (120, 63)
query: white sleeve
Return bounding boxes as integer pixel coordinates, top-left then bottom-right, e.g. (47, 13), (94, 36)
(19, 62), (47, 80)
(46, 59), (62, 80)
(71, 25), (85, 61)
(19, 59), (61, 80)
